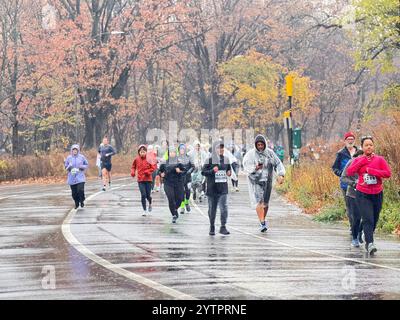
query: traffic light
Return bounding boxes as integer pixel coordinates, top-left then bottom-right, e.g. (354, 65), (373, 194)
(292, 128), (302, 149)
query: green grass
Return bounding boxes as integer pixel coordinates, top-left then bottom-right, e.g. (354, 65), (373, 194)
(313, 200), (347, 223)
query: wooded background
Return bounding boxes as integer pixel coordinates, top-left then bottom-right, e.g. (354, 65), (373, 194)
(0, 0), (399, 155)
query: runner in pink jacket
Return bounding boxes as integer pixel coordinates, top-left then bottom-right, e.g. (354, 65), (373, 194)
(347, 136), (391, 255)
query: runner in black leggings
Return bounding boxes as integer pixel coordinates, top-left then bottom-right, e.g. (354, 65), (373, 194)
(131, 145), (157, 216)
(159, 146), (186, 224)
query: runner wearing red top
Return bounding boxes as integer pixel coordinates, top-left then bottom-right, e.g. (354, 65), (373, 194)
(347, 136), (391, 254)
(131, 145), (157, 216)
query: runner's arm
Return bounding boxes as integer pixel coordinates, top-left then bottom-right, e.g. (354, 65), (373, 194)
(80, 157), (89, 171)
(366, 158), (391, 178)
(201, 160), (215, 176)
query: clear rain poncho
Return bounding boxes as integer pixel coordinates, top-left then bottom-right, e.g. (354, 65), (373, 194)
(243, 135), (285, 208)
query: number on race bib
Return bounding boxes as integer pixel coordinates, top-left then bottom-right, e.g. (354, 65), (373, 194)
(363, 173), (377, 185)
(215, 170), (227, 183)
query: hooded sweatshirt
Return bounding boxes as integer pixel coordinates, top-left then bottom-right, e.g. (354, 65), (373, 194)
(201, 141), (232, 196)
(178, 144), (195, 183)
(243, 135), (285, 184)
(65, 144), (89, 185)
(131, 145), (157, 182)
(159, 146), (186, 186)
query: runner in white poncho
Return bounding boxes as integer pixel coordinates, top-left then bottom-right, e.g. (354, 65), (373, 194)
(243, 134), (285, 232)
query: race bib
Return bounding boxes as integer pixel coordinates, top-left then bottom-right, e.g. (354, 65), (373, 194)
(363, 173), (377, 185)
(71, 168), (79, 175)
(215, 170), (227, 183)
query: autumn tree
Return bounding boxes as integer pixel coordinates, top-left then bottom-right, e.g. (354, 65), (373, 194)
(218, 51), (315, 143)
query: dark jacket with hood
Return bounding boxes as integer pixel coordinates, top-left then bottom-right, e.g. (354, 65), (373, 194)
(201, 141), (232, 196)
(159, 147), (186, 186)
(131, 145), (157, 182)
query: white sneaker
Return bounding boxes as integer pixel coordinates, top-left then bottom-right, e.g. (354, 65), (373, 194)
(236, 187), (240, 192)
(231, 188), (236, 192)
(367, 243), (377, 255)
(142, 210), (148, 216)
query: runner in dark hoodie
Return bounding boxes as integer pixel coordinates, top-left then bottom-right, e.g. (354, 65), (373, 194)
(131, 145), (157, 216)
(159, 146), (186, 224)
(202, 140), (232, 236)
(177, 143), (195, 214)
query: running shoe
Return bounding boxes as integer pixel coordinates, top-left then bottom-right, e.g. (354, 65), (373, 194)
(148, 204), (152, 212)
(142, 210), (147, 217)
(367, 243), (377, 255)
(351, 239), (360, 247)
(260, 222), (268, 233)
(358, 231), (364, 244)
(219, 226), (230, 235)
(209, 225), (215, 236)
(185, 204), (191, 212)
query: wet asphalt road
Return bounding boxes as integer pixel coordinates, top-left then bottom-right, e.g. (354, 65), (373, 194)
(1, 176), (400, 300)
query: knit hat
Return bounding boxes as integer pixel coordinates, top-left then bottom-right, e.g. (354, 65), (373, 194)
(344, 132), (355, 140)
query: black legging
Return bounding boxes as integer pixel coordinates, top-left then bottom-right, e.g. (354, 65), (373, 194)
(164, 183), (184, 216)
(347, 196), (362, 240)
(356, 191), (383, 245)
(70, 183), (85, 206)
(138, 182), (152, 210)
(184, 181), (191, 201)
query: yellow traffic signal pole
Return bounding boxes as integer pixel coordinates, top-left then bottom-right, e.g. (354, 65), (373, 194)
(285, 75), (294, 165)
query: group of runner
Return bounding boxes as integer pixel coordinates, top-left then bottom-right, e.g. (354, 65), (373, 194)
(64, 134), (286, 235)
(332, 132), (391, 254)
(64, 130), (392, 251)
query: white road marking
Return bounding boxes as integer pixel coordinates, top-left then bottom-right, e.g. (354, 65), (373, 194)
(192, 201), (400, 273)
(61, 181), (196, 300)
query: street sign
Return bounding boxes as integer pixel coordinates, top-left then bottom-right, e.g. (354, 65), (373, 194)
(285, 75), (293, 97)
(292, 128), (302, 148)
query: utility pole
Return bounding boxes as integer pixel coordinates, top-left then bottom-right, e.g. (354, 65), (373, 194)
(285, 74), (293, 165)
